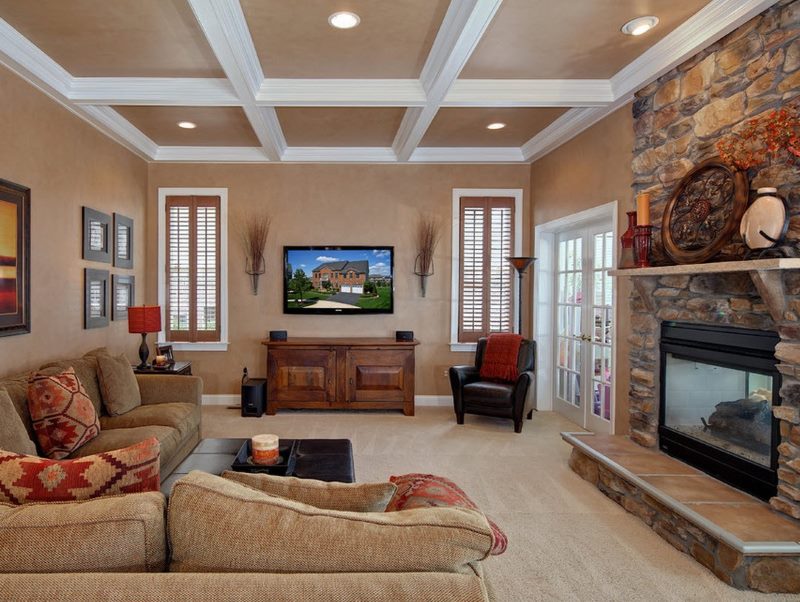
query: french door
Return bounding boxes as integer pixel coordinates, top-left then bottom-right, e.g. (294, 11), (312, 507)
(553, 222), (614, 433)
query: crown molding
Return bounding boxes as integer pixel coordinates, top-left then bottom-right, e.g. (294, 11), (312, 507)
(154, 146), (269, 162)
(0, 17), (70, 96)
(410, 146), (525, 163)
(281, 147), (398, 163)
(444, 79), (614, 107)
(80, 105), (159, 159)
(522, 0), (779, 164)
(188, 0), (284, 160)
(257, 78), (426, 106)
(610, 0), (779, 100)
(393, 0), (502, 161)
(69, 77), (240, 105)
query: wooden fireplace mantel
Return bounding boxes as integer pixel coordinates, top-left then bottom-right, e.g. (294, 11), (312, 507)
(610, 258), (800, 321)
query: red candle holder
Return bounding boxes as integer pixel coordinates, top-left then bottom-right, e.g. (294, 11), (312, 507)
(633, 225), (653, 268)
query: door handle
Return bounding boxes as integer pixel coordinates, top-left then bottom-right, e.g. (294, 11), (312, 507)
(579, 334), (591, 342)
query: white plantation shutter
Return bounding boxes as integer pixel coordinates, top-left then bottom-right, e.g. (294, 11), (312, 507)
(166, 196), (220, 342)
(459, 197), (514, 342)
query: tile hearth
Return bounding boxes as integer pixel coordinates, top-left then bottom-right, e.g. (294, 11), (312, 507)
(564, 432), (800, 593)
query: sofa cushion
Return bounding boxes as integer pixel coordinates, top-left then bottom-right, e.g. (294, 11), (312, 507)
(40, 353), (103, 416)
(27, 368), (100, 459)
(462, 381), (514, 406)
(387, 474), (508, 555)
(168, 471), (492, 574)
(0, 374), (36, 442)
(220, 471), (397, 512)
(0, 389), (36, 456)
(0, 491), (166, 572)
(0, 437), (160, 504)
(96, 353), (141, 416)
(69, 425), (180, 469)
(100, 402), (199, 440)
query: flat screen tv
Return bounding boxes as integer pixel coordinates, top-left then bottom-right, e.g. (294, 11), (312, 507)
(283, 246), (394, 314)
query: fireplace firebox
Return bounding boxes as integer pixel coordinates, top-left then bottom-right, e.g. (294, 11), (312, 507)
(659, 322), (780, 501)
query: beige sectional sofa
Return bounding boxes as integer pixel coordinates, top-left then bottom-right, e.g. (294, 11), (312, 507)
(0, 349), (202, 477)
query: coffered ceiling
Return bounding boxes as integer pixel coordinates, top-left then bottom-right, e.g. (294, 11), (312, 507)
(0, 0), (778, 163)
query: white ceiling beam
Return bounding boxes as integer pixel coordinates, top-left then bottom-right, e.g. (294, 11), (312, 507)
(281, 147), (398, 163)
(155, 146), (270, 162)
(69, 77), (240, 106)
(393, 0), (503, 161)
(522, 0), (780, 163)
(188, 0), (285, 160)
(0, 18), (156, 159)
(257, 79), (426, 107)
(410, 147), (524, 163)
(444, 79), (613, 107)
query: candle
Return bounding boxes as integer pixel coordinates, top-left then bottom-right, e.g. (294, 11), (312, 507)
(251, 434), (279, 465)
(154, 355), (167, 366)
(636, 192), (651, 226)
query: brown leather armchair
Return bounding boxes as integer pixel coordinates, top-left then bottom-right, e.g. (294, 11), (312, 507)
(449, 337), (536, 433)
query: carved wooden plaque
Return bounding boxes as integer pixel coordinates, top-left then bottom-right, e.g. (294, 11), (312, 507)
(661, 158), (748, 264)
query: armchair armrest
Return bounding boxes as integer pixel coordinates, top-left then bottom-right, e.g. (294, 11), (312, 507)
(511, 370), (535, 421)
(449, 366), (480, 417)
(136, 375), (203, 406)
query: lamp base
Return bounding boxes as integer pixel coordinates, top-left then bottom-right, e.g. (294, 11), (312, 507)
(137, 333), (150, 369)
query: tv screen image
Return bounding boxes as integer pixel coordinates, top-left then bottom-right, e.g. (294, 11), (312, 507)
(283, 246), (394, 314)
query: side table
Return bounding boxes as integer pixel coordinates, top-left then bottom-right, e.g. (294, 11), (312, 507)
(133, 361), (192, 375)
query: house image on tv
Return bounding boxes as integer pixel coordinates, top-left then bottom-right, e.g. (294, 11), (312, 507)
(312, 260), (369, 293)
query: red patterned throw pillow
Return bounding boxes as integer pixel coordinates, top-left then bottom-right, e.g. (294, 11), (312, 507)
(0, 437), (160, 504)
(28, 367), (100, 459)
(387, 473), (508, 555)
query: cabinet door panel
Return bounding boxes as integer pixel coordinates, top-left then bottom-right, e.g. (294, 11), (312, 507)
(268, 349), (335, 403)
(346, 349), (411, 402)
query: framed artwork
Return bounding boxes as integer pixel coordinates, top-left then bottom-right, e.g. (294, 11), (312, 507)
(83, 207), (111, 263)
(113, 213), (133, 269)
(112, 274), (134, 321)
(84, 268), (109, 329)
(0, 178), (31, 337)
(156, 344), (175, 365)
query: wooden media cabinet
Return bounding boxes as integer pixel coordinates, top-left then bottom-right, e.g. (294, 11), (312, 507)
(261, 337), (419, 415)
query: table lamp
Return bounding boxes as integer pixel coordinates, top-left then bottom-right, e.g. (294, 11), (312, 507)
(506, 257), (537, 335)
(128, 305), (162, 369)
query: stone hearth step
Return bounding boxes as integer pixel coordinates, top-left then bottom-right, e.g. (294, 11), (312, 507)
(563, 432), (800, 594)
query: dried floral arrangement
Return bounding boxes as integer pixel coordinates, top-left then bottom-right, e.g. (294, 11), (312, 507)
(414, 214), (442, 297)
(716, 105), (800, 170)
(237, 210), (271, 294)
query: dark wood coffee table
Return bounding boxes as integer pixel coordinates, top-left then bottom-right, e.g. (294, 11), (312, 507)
(161, 438), (355, 496)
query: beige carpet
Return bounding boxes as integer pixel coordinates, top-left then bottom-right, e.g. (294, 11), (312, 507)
(202, 406), (789, 601)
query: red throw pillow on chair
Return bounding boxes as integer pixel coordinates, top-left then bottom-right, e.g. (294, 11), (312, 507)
(386, 473), (508, 555)
(479, 334), (523, 382)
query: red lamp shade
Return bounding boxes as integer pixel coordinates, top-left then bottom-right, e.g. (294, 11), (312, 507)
(128, 305), (162, 334)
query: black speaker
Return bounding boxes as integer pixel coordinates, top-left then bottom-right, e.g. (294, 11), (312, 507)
(241, 378), (267, 418)
(269, 330), (287, 341)
(395, 330), (414, 342)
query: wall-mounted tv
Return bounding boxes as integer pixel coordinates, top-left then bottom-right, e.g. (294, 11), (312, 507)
(283, 246), (394, 314)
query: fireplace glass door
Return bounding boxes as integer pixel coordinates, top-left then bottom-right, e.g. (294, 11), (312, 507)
(663, 354), (773, 467)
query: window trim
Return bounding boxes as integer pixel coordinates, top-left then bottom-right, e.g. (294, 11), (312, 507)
(158, 187), (229, 352)
(450, 188), (523, 352)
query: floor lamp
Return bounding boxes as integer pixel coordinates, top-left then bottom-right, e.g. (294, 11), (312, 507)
(506, 257), (536, 335)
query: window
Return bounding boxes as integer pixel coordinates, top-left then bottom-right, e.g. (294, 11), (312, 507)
(158, 188), (228, 351)
(451, 189), (522, 351)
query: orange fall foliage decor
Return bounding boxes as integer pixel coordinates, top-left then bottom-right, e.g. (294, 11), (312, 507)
(716, 105), (800, 170)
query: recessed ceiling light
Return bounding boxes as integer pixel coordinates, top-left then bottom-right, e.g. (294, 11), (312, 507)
(486, 122), (506, 130)
(621, 16), (659, 36)
(177, 121), (197, 129)
(328, 11), (360, 29)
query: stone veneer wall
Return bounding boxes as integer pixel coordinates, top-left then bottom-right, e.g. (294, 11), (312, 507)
(627, 0), (800, 522)
(632, 0), (800, 264)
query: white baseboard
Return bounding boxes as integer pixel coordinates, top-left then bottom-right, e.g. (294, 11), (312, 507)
(202, 394), (240, 406)
(202, 394), (454, 407)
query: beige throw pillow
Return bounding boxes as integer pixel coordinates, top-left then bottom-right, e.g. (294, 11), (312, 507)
(168, 471), (493, 574)
(221, 471), (397, 512)
(96, 353), (141, 416)
(0, 389), (37, 456)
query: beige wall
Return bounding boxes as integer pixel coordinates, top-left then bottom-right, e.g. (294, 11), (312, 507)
(529, 105), (634, 434)
(146, 163), (532, 395)
(0, 65), (148, 375)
